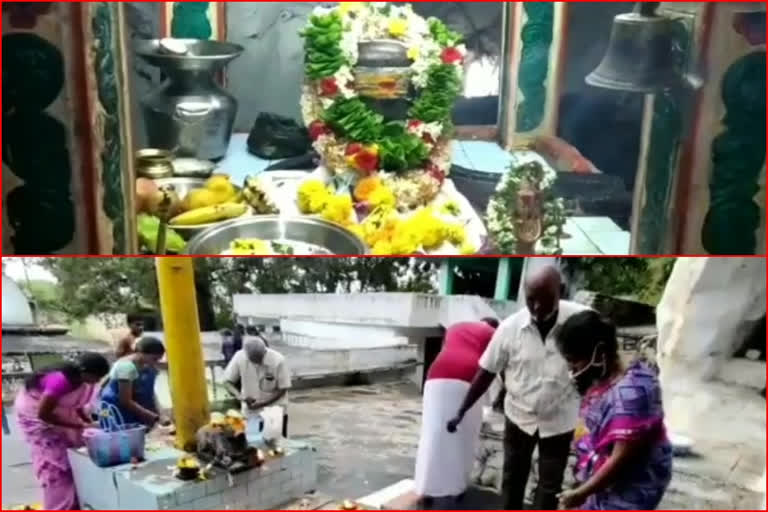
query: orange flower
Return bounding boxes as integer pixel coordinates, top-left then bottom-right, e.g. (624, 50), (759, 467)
(354, 176), (382, 202)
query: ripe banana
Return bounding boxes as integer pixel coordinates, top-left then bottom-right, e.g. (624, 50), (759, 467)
(242, 175), (279, 215)
(169, 202), (247, 226)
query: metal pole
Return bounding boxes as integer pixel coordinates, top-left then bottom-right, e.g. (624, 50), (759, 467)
(155, 257), (209, 451)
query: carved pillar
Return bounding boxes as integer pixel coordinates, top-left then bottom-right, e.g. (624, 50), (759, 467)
(632, 2), (766, 254)
(2, 2), (135, 254)
(161, 2), (226, 40)
(501, 2), (569, 148)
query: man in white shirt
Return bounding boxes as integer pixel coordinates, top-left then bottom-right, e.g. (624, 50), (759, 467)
(447, 265), (588, 510)
(223, 336), (292, 438)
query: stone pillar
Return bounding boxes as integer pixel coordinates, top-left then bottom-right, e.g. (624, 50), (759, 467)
(2, 2), (136, 254)
(632, 2), (766, 254)
(501, 2), (569, 148)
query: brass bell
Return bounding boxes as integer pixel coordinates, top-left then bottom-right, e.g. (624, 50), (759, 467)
(586, 2), (680, 93)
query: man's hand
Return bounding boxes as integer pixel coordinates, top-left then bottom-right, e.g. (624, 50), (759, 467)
(446, 415), (463, 433)
(557, 487), (588, 509)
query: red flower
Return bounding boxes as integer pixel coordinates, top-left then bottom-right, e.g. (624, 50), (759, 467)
(308, 120), (331, 141)
(353, 151), (380, 174)
(345, 143), (363, 156)
(441, 47), (463, 65)
(320, 78), (340, 97)
(3, 2), (52, 29)
(407, 120), (423, 130)
(426, 162), (445, 184)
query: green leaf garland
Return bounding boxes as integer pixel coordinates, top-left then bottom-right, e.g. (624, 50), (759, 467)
(301, 5), (464, 176)
(300, 13), (345, 80)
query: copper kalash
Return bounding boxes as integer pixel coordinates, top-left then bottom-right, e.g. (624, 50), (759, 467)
(195, 411), (263, 473)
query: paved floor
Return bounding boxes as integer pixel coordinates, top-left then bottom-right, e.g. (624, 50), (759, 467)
(3, 382), (764, 509)
(2, 418), (43, 507)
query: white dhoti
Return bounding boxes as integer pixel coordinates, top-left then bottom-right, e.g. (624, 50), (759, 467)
(414, 379), (486, 498)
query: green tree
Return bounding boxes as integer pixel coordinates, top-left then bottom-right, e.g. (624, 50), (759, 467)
(39, 257), (158, 320)
(563, 257), (676, 305)
(31, 257), (441, 328)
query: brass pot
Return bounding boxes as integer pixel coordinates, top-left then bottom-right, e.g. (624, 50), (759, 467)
(136, 149), (174, 179)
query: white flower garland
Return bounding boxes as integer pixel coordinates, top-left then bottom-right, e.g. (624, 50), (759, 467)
(300, 2), (466, 209)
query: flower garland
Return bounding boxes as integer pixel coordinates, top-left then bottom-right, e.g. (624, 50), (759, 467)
(486, 160), (566, 255)
(299, 2), (465, 210)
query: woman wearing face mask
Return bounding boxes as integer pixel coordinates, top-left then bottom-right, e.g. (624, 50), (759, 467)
(555, 310), (672, 510)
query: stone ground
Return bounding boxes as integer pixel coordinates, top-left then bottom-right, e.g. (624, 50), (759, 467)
(3, 382), (764, 510)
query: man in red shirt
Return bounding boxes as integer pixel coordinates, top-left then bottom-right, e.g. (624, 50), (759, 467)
(414, 317), (499, 507)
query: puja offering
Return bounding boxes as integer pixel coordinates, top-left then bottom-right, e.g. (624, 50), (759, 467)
(295, 3), (485, 254)
(195, 410), (262, 472)
(135, 3), (490, 255)
(184, 216), (367, 255)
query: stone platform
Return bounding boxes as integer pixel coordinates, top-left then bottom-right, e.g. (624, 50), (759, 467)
(68, 438), (316, 510)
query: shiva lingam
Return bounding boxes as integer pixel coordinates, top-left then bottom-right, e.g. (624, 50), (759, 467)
(195, 411), (263, 473)
(354, 40), (412, 121)
(513, 180), (543, 255)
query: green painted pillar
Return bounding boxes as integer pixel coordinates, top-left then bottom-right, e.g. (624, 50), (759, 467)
(494, 258), (513, 300)
(438, 260), (454, 296)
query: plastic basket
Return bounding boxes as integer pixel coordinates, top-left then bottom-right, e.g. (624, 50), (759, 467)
(82, 402), (147, 467)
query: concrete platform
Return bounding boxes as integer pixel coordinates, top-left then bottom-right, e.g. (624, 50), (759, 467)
(69, 438), (316, 510)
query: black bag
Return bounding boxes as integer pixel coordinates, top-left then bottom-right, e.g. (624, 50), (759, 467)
(246, 113), (311, 160)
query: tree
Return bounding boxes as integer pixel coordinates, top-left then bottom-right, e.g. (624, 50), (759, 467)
(31, 257), (441, 328)
(39, 258), (158, 320)
(563, 257), (676, 305)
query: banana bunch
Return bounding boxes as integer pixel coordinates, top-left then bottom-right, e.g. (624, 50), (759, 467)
(242, 175), (279, 215)
(169, 203), (247, 226)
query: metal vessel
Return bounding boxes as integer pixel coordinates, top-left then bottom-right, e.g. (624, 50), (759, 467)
(136, 148), (175, 179)
(184, 216), (368, 255)
(136, 39), (244, 161)
(354, 40), (412, 121)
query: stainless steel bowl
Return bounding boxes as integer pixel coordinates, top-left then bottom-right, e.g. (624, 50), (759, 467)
(184, 216), (368, 255)
(172, 158), (216, 179)
(152, 177), (248, 239)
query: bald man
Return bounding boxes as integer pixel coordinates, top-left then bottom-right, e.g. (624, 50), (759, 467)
(447, 265), (590, 510)
(223, 336), (292, 439)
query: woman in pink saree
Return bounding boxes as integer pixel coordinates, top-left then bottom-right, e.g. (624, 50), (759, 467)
(14, 353), (110, 510)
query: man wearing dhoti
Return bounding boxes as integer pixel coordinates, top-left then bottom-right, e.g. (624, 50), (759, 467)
(447, 265), (590, 510)
(414, 317), (499, 506)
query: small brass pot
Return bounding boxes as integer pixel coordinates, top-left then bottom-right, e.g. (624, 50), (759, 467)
(136, 149), (174, 179)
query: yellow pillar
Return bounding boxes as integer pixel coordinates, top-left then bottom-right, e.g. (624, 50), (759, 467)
(155, 257), (209, 451)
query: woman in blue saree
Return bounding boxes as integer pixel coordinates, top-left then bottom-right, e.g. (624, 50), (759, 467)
(101, 337), (165, 427)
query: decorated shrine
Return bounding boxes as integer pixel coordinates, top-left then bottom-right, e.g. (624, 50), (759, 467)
(2, 2), (764, 255)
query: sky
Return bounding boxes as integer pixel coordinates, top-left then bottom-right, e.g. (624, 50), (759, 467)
(2, 258), (57, 284)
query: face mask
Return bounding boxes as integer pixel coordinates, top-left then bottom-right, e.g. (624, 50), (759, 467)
(569, 344), (607, 395)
